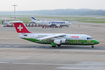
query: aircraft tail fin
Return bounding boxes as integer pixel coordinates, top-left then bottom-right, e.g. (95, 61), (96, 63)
(31, 16), (36, 22)
(13, 22), (31, 33)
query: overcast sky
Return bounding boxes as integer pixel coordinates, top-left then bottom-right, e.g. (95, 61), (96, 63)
(0, 0), (105, 11)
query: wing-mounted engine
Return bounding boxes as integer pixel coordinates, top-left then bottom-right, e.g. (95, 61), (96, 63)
(38, 34), (66, 47)
(54, 39), (61, 44)
(54, 38), (66, 44)
(60, 38), (66, 43)
(56, 24), (60, 26)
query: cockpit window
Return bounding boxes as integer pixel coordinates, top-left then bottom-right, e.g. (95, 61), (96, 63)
(87, 37), (93, 40)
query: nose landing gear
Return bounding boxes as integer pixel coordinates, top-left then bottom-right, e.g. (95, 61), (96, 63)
(92, 45), (94, 48)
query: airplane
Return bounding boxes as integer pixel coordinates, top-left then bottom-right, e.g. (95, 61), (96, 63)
(3, 20), (23, 27)
(31, 16), (71, 27)
(13, 22), (99, 48)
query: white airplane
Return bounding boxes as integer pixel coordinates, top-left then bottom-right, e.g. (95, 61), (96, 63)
(13, 22), (99, 48)
(3, 20), (23, 27)
(31, 16), (71, 27)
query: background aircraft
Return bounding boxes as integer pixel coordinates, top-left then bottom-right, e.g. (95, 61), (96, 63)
(2, 20), (23, 27)
(13, 22), (99, 48)
(31, 16), (72, 27)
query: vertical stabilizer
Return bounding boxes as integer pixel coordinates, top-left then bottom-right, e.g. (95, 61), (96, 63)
(13, 22), (31, 33)
(31, 16), (36, 22)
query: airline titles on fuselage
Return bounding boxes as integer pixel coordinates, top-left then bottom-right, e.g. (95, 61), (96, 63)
(49, 22), (65, 24)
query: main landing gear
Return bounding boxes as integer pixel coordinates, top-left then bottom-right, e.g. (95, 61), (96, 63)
(52, 46), (56, 48)
(92, 45), (94, 48)
(57, 44), (61, 47)
(52, 45), (61, 48)
(53, 45), (95, 48)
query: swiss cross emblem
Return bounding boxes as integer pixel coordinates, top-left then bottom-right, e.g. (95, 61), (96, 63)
(18, 25), (23, 31)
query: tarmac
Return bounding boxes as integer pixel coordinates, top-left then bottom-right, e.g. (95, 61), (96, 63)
(0, 21), (105, 70)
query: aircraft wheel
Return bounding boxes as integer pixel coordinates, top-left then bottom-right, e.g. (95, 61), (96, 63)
(52, 46), (56, 48)
(67, 25), (69, 27)
(92, 45), (94, 48)
(57, 44), (61, 47)
(59, 26), (62, 28)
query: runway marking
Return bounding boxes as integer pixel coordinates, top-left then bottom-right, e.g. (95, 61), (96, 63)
(0, 62), (105, 67)
(57, 65), (105, 70)
(57, 62), (105, 70)
(0, 61), (105, 69)
(13, 46), (19, 48)
(0, 45), (48, 48)
(43, 46), (49, 48)
(0, 45), (20, 48)
(33, 46), (49, 48)
(0, 62), (70, 65)
(33, 46), (39, 48)
(4, 45), (10, 47)
(0, 62), (9, 64)
(0, 59), (21, 63)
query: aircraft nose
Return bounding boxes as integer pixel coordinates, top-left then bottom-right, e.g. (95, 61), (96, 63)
(69, 23), (72, 25)
(66, 22), (72, 25)
(94, 40), (99, 44)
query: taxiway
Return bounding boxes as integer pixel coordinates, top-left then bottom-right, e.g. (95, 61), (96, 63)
(0, 21), (105, 70)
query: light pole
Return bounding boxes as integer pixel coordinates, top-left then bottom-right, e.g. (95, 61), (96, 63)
(12, 5), (18, 20)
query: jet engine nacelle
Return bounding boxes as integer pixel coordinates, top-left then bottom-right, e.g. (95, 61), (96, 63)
(54, 39), (66, 44)
(56, 24), (60, 26)
(54, 39), (61, 44)
(60, 38), (66, 43)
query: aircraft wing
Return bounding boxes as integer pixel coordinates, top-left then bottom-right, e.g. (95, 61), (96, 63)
(38, 34), (66, 40)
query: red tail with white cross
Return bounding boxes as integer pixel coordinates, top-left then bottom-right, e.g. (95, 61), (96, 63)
(13, 22), (31, 33)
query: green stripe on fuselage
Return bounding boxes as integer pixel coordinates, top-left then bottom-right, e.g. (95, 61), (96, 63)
(22, 38), (52, 44)
(22, 38), (98, 45)
(66, 40), (96, 45)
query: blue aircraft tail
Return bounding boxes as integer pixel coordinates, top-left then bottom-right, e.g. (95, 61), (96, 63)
(31, 16), (36, 21)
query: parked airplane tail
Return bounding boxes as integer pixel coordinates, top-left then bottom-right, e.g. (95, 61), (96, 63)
(13, 22), (31, 33)
(31, 16), (36, 22)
